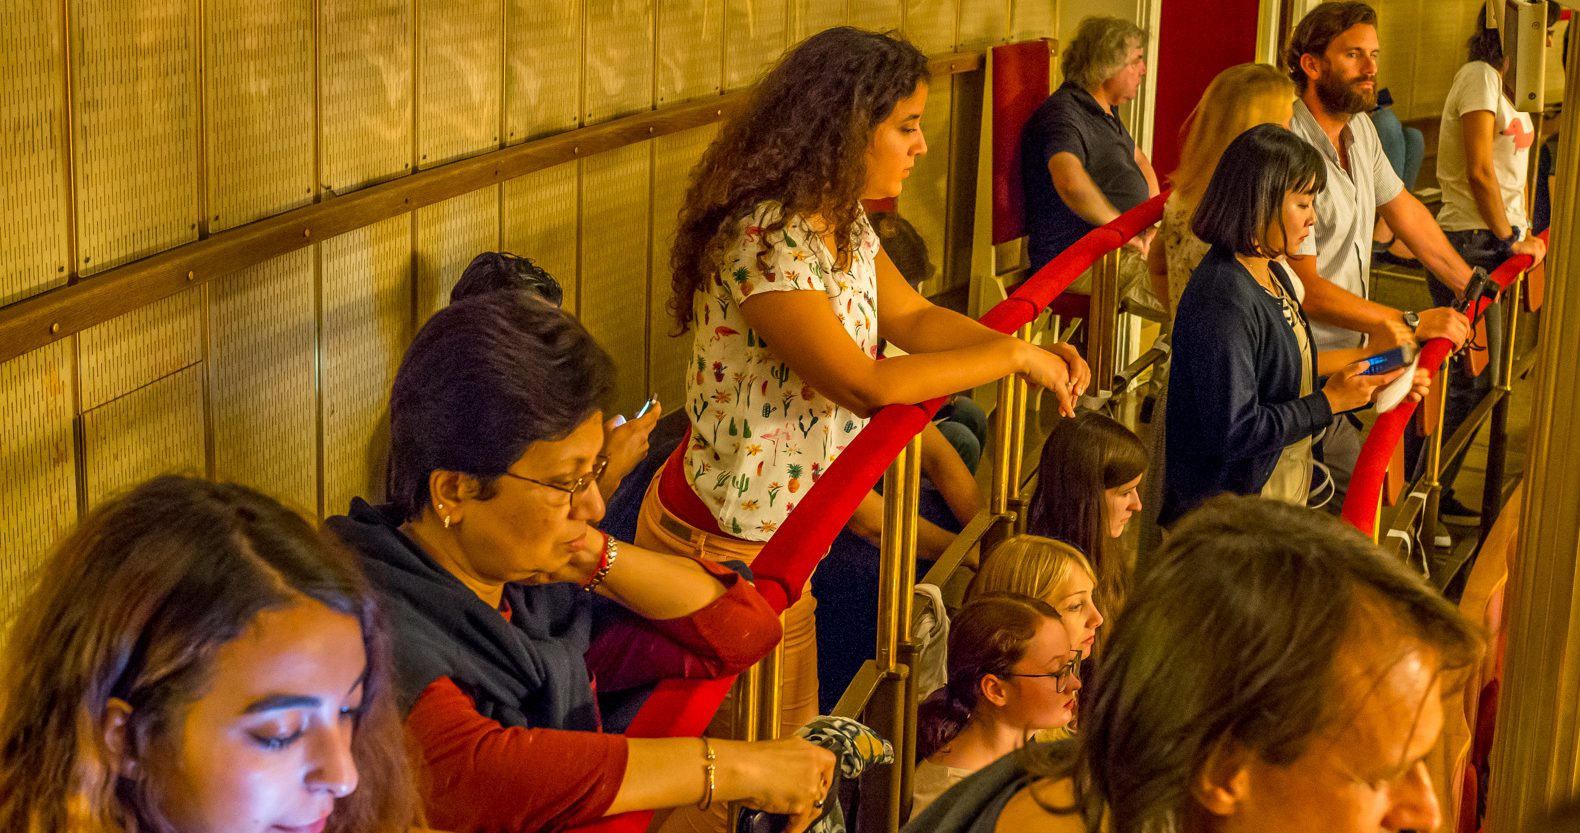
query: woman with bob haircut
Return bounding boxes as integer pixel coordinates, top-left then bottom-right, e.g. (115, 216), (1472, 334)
(904, 496), (1483, 833)
(911, 594), (1079, 817)
(1161, 124), (1430, 525)
(1025, 412), (1144, 618)
(0, 475), (420, 833)
(1151, 63), (1296, 318)
(1151, 64), (1465, 363)
(327, 291), (834, 833)
(647, 24), (1088, 764)
(967, 535), (1104, 660)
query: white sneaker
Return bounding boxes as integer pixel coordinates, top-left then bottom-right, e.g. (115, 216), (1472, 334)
(1433, 530), (1452, 548)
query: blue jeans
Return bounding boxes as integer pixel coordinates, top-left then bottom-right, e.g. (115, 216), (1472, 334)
(1421, 229), (1509, 496)
(1371, 107), (1425, 191)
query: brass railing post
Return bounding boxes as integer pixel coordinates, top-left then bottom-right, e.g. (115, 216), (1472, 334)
(1481, 275), (1522, 539)
(1420, 352), (1451, 555)
(1086, 249), (1121, 397)
(859, 435), (923, 833)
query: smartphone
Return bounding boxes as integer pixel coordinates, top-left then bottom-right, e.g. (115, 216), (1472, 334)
(1358, 346), (1413, 376)
(633, 394), (657, 419)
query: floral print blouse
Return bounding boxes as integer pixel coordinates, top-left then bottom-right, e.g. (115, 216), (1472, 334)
(683, 203), (879, 541)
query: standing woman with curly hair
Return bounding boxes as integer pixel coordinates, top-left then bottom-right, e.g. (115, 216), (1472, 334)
(638, 23), (1089, 750)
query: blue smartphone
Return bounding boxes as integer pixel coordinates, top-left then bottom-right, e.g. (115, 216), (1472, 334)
(1359, 346), (1411, 376)
(633, 394), (657, 418)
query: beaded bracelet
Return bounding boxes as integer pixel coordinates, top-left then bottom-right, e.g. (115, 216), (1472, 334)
(581, 532), (619, 592)
(697, 736), (717, 811)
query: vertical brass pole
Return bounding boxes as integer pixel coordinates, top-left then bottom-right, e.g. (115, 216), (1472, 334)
(1421, 353), (1450, 556)
(735, 664), (761, 743)
(753, 627), (784, 741)
(1008, 322), (1033, 533)
(1086, 249), (1120, 396)
(988, 355), (1022, 551)
(1485, 28), (1580, 831)
(861, 436), (922, 833)
(1481, 276), (1522, 540)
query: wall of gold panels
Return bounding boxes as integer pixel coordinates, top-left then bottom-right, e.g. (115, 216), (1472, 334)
(0, 0), (1052, 624)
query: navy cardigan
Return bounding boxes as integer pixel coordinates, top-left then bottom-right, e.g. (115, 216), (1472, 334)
(1160, 247), (1334, 526)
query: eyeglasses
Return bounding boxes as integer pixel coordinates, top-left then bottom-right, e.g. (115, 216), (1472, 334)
(1007, 655), (1082, 693)
(499, 456), (608, 503)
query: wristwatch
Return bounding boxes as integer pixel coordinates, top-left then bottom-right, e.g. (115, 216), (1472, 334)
(1495, 228), (1521, 260)
(1401, 310), (1420, 332)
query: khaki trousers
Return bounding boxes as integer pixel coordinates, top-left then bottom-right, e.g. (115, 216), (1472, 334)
(634, 471), (820, 833)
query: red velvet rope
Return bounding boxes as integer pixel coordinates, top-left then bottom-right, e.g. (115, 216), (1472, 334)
(569, 191), (1168, 833)
(1339, 230), (1549, 534)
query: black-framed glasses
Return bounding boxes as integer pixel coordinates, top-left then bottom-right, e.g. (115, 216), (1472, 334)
(1007, 656), (1082, 693)
(499, 457), (608, 503)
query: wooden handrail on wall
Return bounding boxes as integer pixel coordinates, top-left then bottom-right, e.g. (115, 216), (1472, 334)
(0, 51), (982, 367)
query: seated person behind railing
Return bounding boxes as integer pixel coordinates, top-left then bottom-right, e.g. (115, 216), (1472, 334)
(967, 535), (1104, 660)
(452, 250), (663, 501)
(1161, 125), (1431, 526)
(904, 495), (1482, 833)
(0, 475), (421, 833)
(911, 594), (1080, 818)
(646, 26), (1090, 803)
(326, 292), (836, 833)
(814, 419), (982, 712)
(1025, 412), (1144, 618)
(1020, 16), (1163, 319)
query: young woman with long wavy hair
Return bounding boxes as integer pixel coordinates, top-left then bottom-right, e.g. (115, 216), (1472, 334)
(635, 29), (1089, 776)
(0, 475), (421, 833)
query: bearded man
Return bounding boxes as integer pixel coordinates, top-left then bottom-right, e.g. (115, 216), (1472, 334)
(1284, 1), (1479, 508)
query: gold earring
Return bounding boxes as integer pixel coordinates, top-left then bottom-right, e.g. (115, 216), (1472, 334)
(443, 515), (452, 529)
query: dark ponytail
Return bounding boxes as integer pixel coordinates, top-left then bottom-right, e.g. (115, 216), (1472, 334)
(915, 594), (1058, 760)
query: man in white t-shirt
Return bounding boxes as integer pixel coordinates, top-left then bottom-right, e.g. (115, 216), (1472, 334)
(1425, 8), (1551, 523)
(1283, 2), (1476, 511)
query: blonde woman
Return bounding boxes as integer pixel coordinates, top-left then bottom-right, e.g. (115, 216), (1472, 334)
(1150, 64), (1296, 318)
(968, 535), (1105, 659)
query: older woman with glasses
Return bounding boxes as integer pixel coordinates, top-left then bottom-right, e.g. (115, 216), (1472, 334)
(910, 594), (1080, 817)
(327, 291), (834, 833)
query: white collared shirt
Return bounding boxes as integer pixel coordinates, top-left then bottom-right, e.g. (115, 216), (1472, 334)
(1290, 98), (1405, 352)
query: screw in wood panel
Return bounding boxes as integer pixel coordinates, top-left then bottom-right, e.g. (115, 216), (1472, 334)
(187, 270), (196, 282)
(50, 322), (61, 334)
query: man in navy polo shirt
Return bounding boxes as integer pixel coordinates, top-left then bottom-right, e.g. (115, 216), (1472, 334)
(1021, 16), (1162, 317)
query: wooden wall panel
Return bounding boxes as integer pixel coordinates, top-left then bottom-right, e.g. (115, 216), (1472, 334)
(321, 215), (412, 516)
(0, 341), (76, 630)
(417, 0), (503, 167)
(204, 0), (316, 230)
(1, 0), (70, 306)
(650, 125), (716, 410)
(70, 0), (199, 275)
(416, 186), (501, 322)
(586, 0), (655, 124)
(581, 142), (652, 415)
(506, 0), (583, 142)
(320, 0), (414, 193)
(724, 0), (789, 90)
(658, 0), (723, 107)
(501, 161), (581, 312)
(82, 364), (207, 508)
(210, 248), (318, 513)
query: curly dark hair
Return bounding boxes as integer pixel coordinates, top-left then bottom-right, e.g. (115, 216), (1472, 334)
(666, 27), (929, 332)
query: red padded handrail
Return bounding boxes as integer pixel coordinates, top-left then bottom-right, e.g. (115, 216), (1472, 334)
(1339, 230), (1549, 534)
(568, 192), (1167, 833)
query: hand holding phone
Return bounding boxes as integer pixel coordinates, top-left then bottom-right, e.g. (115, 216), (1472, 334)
(1358, 345), (1413, 376)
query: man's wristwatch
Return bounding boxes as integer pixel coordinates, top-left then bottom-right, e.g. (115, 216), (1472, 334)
(1401, 310), (1420, 333)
